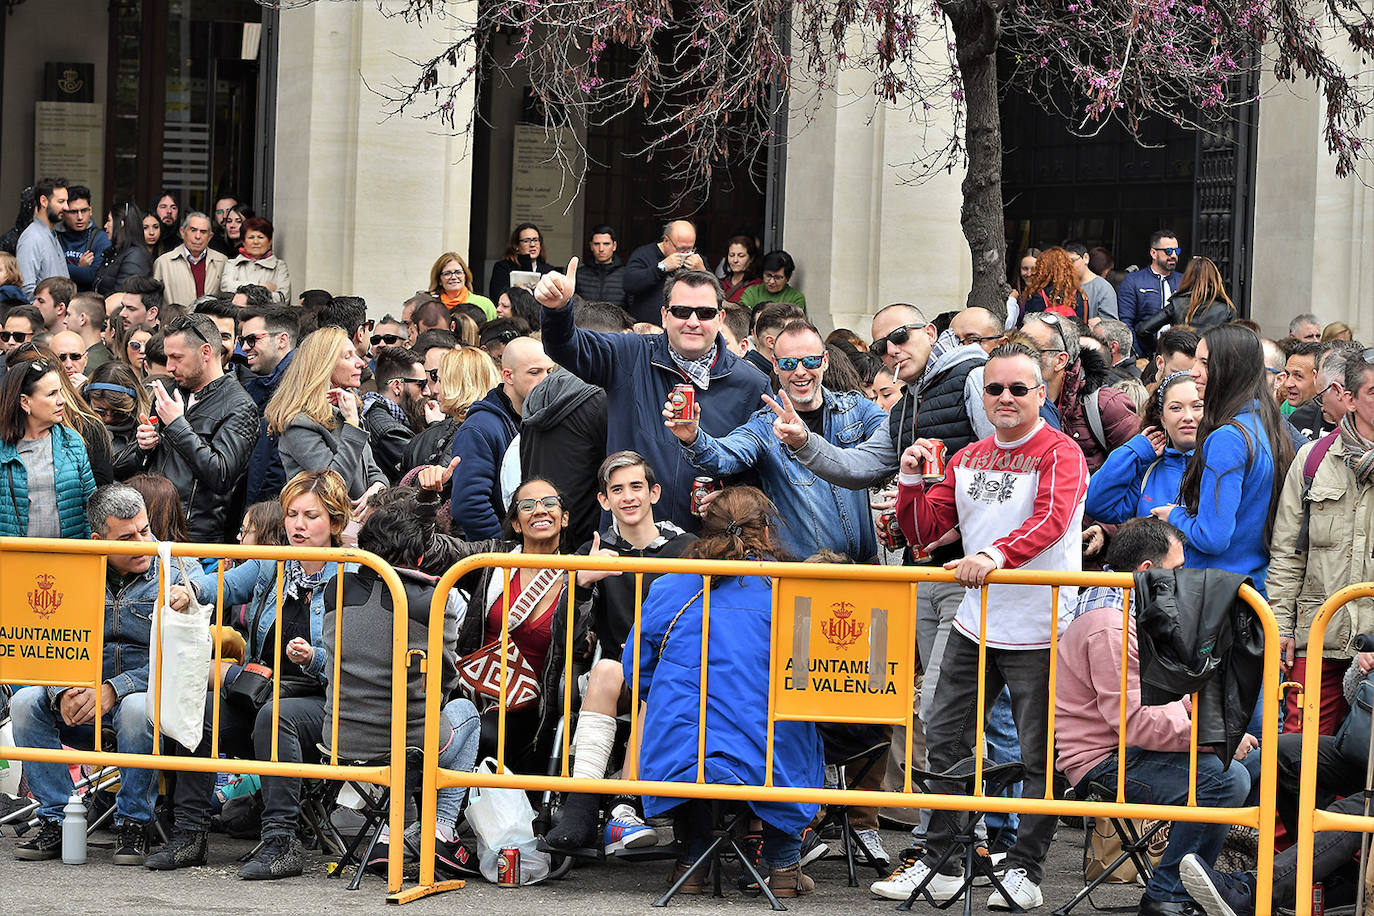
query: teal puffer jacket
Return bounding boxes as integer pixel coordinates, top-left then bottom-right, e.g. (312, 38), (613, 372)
(0, 424), (96, 538)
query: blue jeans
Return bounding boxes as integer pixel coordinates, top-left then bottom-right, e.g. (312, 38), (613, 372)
(1078, 748), (1251, 902)
(982, 688), (1021, 842)
(434, 698), (481, 829)
(8, 685), (158, 824)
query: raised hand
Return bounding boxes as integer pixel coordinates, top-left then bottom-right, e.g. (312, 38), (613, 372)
(576, 531), (624, 587)
(900, 439), (939, 477)
(534, 257), (578, 310)
(763, 391), (807, 449)
(153, 380), (185, 424)
(417, 456), (461, 492)
(1142, 425), (1167, 457)
(328, 387), (360, 426)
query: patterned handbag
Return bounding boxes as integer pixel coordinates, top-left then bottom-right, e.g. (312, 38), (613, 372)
(456, 567), (561, 712)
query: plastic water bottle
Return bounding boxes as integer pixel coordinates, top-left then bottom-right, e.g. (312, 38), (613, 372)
(61, 794), (86, 864)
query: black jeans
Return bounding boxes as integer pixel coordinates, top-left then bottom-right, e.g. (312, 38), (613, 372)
(1274, 732), (1365, 836)
(169, 688), (326, 839)
(1272, 793), (1367, 908)
(920, 631), (1055, 884)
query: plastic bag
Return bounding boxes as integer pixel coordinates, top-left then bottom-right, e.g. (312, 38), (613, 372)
(465, 758), (551, 885)
(145, 543), (213, 749)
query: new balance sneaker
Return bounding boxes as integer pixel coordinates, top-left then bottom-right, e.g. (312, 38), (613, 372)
(434, 836), (482, 879)
(13, 819), (62, 861)
(112, 820), (149, 866)
(870, 849), (965, 902)
(145, 828), (208, 870)
(989, 866), (1043, 910)
(1179, 853), (1256, 916)
(238, 834), (303, 880)
(604, 803), (657, 854)
(798, 826), (829, 866)
(854, 827), (891, 870)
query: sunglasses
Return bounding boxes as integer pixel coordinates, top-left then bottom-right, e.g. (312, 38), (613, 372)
(128, 340), (146, 351)
(956, 333), (1004, 346)
(1153, 247), (1182, 256)
(427, 368), (441, 382)
(874, 322), (927, 352)
(1034, 312), (1070, 353)
(515, 495), (562, 513)
(984, 382), (1039, 398)
(0, 330), (32, 343)
(168, 318), (214, 347)
(22, 357), (57, 380)
(666, 305), (719, 322)
(775, 354), (825, 371)
(396, 376), (426, 386)
(55, 352), (85, 362)
(238, 332), (276, 349)
(371, 333), (404, 346)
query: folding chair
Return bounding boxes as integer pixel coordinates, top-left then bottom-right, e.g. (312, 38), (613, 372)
(1052, 780), (1170, 915)
(316, 744), (423, 891)
(812, 735), (893, 887)
(898, 756), (1026, 916)
(654, 800), (787, 911)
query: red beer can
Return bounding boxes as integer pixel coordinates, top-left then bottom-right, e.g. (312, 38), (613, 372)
(691, 477), (721, 517)
(922, 439), (948, 483)
(497, 846), (521, 887)
(1312, 883), (1325, 916)
(876, 511), (907, 551)
(668, 383), (696, 424)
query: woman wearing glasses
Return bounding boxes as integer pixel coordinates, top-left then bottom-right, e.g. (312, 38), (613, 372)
(417, 473), (582, 771)
(221, 217), (292, 304)
(84, 361), (151, 480)
(428, 252), (495, 321)
(0, 354), (97, 538)
(266, 327), (388, 501)
(488, 223), (555, 301)
(7, 342), (114, 486)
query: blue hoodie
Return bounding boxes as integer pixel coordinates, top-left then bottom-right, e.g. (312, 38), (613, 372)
(1085, 434), (1189, 524)
(1166, 404), (1277, 595)
(450, 385), (520, 538)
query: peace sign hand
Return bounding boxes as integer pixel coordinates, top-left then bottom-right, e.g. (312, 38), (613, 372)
(763, 391), (808, 449)
(534, 257), (578, 310)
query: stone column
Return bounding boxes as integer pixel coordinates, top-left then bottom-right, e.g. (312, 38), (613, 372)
(783, 64), (971, 336)
(273, 1), (476, 317)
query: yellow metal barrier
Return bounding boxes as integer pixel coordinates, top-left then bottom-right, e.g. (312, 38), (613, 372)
(412, 554), (1281, 907)
(1293, 582), (1374, 916)
(0, 537), (413, 899)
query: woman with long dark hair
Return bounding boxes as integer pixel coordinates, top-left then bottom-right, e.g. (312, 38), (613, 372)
(95, 203), (154, 297)
(488, 223), (555, 300)
(1150, 324), (1295, 593)
(626, 487), (822, 898)
(1136, 255), (1236, 340)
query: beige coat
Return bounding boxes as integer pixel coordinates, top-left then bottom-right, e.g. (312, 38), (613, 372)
(1268, 434), (1374, 655)
(152, 246), (227, 306)
(221, 253), (291, 303)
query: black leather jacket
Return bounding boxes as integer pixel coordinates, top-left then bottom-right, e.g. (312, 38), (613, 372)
(1134, 568), (1263, 763)
(1137, 292), (1236, 340)
(147, 373), (260, 543)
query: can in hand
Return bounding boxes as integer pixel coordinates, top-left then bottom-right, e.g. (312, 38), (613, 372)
(497, 846), (521, 887)
(876, 511), (907, 551)
(668, 383), (696, 424)
(922, 439), (948, 483)
(691, 477), (722, 517)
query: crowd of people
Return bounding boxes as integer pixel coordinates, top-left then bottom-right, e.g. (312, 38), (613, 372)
(2, 180), (1373, 914)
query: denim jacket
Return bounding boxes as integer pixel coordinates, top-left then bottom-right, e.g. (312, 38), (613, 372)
(683, 388), (887, 560)
(194, 558), (338, 679)
(45, 555), (200, 707)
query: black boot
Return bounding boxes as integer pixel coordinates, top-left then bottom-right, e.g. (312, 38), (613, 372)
(543, 793), (600, 851)
(145, 828), (208, 870)
(13, 820), (62, 861)
(113, 820), (150, 865)
(238, 834), (303, 880)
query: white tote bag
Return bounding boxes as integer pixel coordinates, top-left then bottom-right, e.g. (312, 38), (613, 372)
(145, 543), (213, 750)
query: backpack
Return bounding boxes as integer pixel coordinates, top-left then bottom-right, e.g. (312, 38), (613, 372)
(1294, 429), (1341, 553)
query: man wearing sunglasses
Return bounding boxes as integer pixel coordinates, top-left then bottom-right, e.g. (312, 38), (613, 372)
(1118, 230), (1184, 355)
(668, 320), (887, 560)
(0, 305), (43, 357)
(535, 258), (769, 529)
(362, 345), (428, 483)
(239, 305), (299, 506)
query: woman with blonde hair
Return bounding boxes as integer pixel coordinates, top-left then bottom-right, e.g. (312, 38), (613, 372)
(428, 252), (496, 320)
(266, 326), (387, 500)
(1138, 255), (1236, 340)
(439, 346), (501, 423)
(1322, 321), (1354, 342)
(0, 251), (26, 306)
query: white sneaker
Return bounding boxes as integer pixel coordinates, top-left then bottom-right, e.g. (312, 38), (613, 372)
(854, 828), (891, 870)
(988, 866), (1043, 910)
(870, 852), (964, 902)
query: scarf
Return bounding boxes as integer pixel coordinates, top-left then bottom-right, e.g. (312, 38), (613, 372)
(283, 559), (328, 601)
(361, 390), (409, 425)
(439, 288), (469, 308)
(237, 246), (272, 261)
(1339, 413), (1374, 487)
(669, 344), (717, 390)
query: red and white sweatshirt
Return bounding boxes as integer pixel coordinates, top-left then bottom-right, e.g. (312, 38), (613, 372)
(896, 421), (1088, 649)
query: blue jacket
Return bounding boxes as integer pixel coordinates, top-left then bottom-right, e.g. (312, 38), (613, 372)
(1118, 266), (1184, 353)
(1166, 404), (1277, 595)
(541, 304), (770, 528)
(241, 349), (294, 506)
(44, 555), (201, 708)
(1085, 434), (1190, 524)
(194, 558), (338, 680)
(56, 226), (112, 290)
(625, 573), (823, 833)
(683, 388), (886, 560)
(0, 424), (96, 538)
(450, 385), (520, 539)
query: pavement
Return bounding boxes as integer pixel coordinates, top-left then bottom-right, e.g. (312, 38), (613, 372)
(0, 818), (1153, 915)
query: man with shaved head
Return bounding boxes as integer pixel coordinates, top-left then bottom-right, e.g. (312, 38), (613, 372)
(449, 335), (555, 538)
(622, 219), (706, 324)
(49, 329), (90, 384)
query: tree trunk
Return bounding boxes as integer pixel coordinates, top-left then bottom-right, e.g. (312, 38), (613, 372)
(951, 3), (1010, 321)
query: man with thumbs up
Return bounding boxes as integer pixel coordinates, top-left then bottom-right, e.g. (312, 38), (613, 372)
(534, 258), (769, 530)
